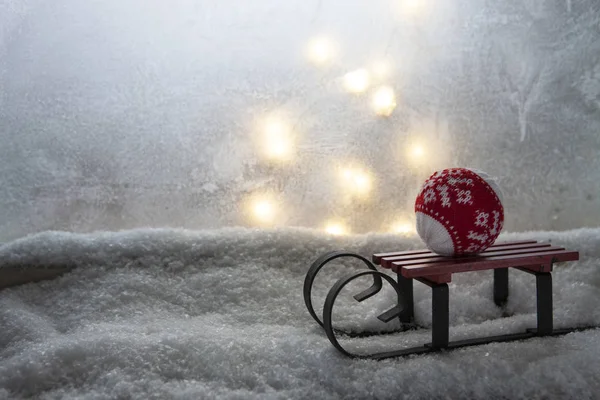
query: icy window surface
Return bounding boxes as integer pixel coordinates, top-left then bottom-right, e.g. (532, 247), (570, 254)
(1, 0), (599, 241)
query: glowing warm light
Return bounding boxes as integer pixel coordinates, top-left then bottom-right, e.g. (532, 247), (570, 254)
(411, 144), (425, 158)
(340, 167), (373, 196)
(343, 68), (370, 94)
(246, 194), (280, 226)
(352, 173), (371, 192)
(307, 36), (336, 66)
(397, 0), (431, 18)
(260, 116), (295, 162)
(401, 118), (452, 171)
(253, 200), (274, 222)
(325, 221), (348, 236)
(372, 86), (397, 117)
(342, 168), (354, 180)
(406, 142), (427, 166)
(266, 139), (291, 159)
(392, 221), (416, 235)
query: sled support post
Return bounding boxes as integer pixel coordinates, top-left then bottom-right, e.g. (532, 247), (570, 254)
(493, 268), (509, 307)
(536, 272), (553, 335)
(431, 282), (449, 348)
(396, 273), (414, 323)
(418, 278), (450, 349)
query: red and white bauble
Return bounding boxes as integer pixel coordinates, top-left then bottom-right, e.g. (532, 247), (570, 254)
(415, 168), (504, 256)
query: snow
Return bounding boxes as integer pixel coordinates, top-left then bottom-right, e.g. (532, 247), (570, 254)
(1, 227), (599, 399)
(1, 0), (599, 397)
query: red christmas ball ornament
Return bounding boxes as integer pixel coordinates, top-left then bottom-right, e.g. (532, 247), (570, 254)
(415, 168), (504, 256)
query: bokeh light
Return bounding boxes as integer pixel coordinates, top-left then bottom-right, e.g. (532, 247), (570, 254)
(245, 193), (281, 226)
(253, 200), (274, 222)
(391, 220), (416, 235)
(396, 0), (432, 19)
(324, 221), (349, 235)
(371, 86), (397, 117)
(343, 68), (371, 94)
(339, 166), (373, 197)
(306, 36), (337, 66)
(259, 115), (295, 162)
(404, 141), (429, 170)
(401, 118), (454, 173)
(409, 143), (425, 160)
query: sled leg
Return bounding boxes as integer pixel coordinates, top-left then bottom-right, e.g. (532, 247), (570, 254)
(397, 273), (414, 323)
(431, 282), (449, 349)
(536, 272), (553, 335)
(493, 268), (509, 307)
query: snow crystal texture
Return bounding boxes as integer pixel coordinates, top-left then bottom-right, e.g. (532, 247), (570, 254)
(1, 228), (599, 399)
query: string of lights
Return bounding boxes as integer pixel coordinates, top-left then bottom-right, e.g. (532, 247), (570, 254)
(246, 1), (436, 235)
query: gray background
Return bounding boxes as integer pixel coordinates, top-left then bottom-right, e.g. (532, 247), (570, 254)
(1, 0), (599, 241)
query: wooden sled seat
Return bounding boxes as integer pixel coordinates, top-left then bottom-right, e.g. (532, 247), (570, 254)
(371, 240), (579, 350)
(373, 240), (579, 284)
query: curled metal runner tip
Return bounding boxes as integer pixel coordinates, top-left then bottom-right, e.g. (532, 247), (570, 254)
(303, 251), (382, 330)
(322, 269), (407, 358)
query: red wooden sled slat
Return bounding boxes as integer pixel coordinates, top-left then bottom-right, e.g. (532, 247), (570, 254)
(372, 250), (432, 264)
(382, 245), (561, 269)
(379, 243), (562, 268)
(372, 240), (539, 264)
(396, 250), (579, 277)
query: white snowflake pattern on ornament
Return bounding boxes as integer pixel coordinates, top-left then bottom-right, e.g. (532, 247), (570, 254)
(475, 211), (489, 227)
(448, 177), (475, 187)
(441, 196), (451, 208)
(489, 210), (501, 235)
(436, 185), (451, 207)
(467, 231), (489, 243)
(465, 243), (483, 253)
(423, 189), (436, 204)
(422, 178), (438, 192)
(456, 189), (473, 205)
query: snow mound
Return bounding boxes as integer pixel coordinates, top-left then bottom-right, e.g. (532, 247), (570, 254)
(1, 227), (599, 399)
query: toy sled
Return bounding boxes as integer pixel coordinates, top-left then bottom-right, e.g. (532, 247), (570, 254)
(303, 240), (597, 359)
